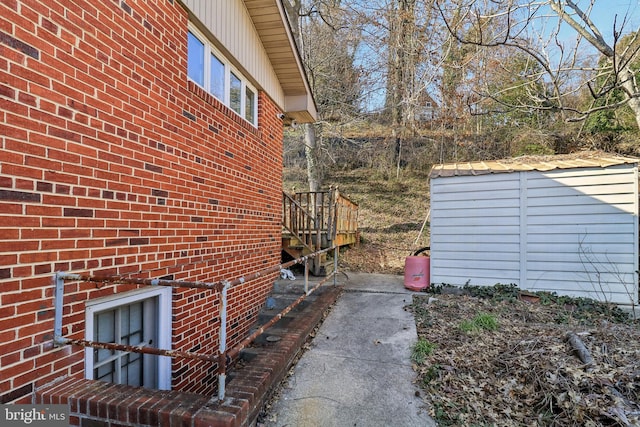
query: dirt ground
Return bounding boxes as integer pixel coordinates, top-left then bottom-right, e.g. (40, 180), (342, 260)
(409, 285), (640, 426)
(339, 241), (408, 274)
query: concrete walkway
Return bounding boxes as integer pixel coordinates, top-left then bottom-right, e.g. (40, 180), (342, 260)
(264, 272), (436, 427)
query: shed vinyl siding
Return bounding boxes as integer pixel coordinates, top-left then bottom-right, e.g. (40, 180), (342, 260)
(430, 173), (522, 285)
(524, 165), (638, 304)
(430, 164), (639, 305)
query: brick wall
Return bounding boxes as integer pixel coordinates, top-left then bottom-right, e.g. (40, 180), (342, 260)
(0, 0), (284, 405)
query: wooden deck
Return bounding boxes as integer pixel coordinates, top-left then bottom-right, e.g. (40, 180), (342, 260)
(282, 188), (358, 275)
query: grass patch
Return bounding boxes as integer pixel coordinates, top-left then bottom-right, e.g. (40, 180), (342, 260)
(459, 313), (499, 333)
(421, 364), (440, 386)
(411, 338), (436, 364)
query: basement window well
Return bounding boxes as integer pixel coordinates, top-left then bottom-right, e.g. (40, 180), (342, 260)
(84, 287), (172, 390)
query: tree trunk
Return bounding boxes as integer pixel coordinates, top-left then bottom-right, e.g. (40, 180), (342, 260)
(304, 123), (320, 192)
(619, 67), (640, 130)
(385, 0), (416, 173)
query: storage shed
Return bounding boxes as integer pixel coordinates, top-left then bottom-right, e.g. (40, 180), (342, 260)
(429, 153), (639, 305)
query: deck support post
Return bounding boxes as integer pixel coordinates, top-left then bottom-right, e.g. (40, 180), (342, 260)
(304, 257), (309, 295)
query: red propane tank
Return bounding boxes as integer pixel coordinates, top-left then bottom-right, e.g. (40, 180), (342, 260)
(404, 255), (430, 291)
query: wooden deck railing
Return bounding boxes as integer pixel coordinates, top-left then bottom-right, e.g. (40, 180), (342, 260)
(332, 188), (359, 246)
(282, 192), (318, 251)
(282, 188), (358, 252)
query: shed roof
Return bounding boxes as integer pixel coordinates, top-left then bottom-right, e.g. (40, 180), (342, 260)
(430, 152), (639, 178)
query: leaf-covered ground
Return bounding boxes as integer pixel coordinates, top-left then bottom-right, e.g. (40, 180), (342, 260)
(285, 166), (640, 425)
(410, 286), (640, 426)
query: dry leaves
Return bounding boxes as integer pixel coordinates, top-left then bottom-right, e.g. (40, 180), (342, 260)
(411, 294), (640, 426)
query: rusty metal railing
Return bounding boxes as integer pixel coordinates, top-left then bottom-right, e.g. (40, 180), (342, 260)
(53, 246), (339, 401)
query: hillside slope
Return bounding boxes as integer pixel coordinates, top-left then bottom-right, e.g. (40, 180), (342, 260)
(284, 167), (431, 274)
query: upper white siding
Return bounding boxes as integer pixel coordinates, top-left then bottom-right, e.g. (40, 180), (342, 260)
(430, 164), (639, 304)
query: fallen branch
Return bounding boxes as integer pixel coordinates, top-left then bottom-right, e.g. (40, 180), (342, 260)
(566, 331), (594, 371)
(410, 293), (640, 426)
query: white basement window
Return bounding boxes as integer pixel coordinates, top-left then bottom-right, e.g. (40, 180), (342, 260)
(187, 26), (258, 126)
(85, 287), (172, 390)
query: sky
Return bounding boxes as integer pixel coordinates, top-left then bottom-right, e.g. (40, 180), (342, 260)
(552, 0), (640, 44)
(530, 0), (640, 74)
(590, 0), (639, 34)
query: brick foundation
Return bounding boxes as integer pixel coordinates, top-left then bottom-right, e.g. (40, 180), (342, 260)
(36, 286), (341, 427)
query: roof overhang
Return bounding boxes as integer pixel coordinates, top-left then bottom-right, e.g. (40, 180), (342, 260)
(243, 0), (317, 123)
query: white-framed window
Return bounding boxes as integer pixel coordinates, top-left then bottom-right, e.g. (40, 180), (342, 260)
(210, 52), (225, 100)
(187, 31), (205, 87)
(187, 25), (258, 126)
(85, 287), (172, 390)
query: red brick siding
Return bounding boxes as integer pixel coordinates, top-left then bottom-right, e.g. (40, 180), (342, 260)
(0, 0), (284, 404)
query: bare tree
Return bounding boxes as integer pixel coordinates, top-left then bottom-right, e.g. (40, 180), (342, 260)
(436, 0), (640, 130)
(283, 0), (319, 191)
(283, 0), (363, 190)
(385, 0), (417, 127)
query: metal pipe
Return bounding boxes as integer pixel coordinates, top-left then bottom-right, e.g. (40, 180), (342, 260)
(55, 273), (224, 292)
(53, 273), (65, 347)
(55, 337), (218, 362)
(218, 281), (230, 401)
(217, 355), (226, 401)
(304, 258), (309, 295)
(334, 246), (338, 286)
(54, 247), (335, 292)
